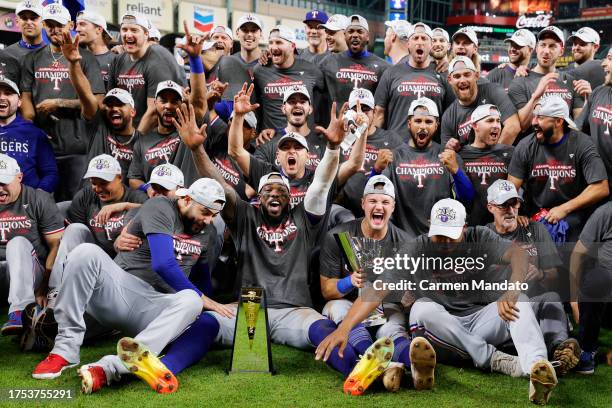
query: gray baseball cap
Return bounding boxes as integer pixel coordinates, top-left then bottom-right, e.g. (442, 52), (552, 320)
(536, 95), (578, 130)
(363, 175), (395, 199)
(0, 78), (20, 95)
(149, 163), (184, 191)
(258, 172), (291, 193)
(176, 178), (226, 211)
(470, 104), (500, 124)
(278, 132), (309, 151)
(487, 179), (522, 205)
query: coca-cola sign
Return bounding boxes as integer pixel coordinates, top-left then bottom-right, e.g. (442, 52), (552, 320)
(516, 14), (553, 29)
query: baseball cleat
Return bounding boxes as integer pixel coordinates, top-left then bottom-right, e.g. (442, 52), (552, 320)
(343, 337), (394, 396)
(32, 353), (77, 379)
(21, 303), (57, 352)
(529, 360), (557, 405)
(78, 365), (107, 394)
(382, 362), (404, 392)
(409, 336), (436, 390)
(552, 338), (581, 376)
(1, 310), (23, 336)
(575, 351), (596, 375)
(117, 337), (178, 394)
(491, 350), (523, 378)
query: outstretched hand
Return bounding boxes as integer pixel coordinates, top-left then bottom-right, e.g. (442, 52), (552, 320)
(233, 82), (260, 115)
(173, 102), (208, 151)
(60, 31), (81, 63)
(176, 20), (203, 58)
(315, 102), (349, 148)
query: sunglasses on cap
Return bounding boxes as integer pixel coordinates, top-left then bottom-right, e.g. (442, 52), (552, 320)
(492, 198), (521, 210)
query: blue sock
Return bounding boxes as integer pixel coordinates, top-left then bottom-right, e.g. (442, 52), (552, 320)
(348, 324), (373, 355)
(161, 313), (220, 374)
(308, 319), (358, 377)
(393, 336), (411, 366)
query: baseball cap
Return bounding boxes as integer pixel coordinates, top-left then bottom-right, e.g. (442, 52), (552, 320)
(149, 163), (184, 191)
(303, 10), (328, 24)
(237, 13), (263, 31)
(201, 41), (216, 52)
(16, 0), (43, 17)
(452, 27), (478, 46)
(470, 104), (500, 124)
(487, 179), (522, 205)
(83, 154), (121, 182)
(76, 11), (111, 37)
(0, 78), (20, 95)
(278, 132), (309, 151)
(270, 25), (296, 44)
(149, 25), (161, 41)
(103, 88), (134, 107)
(363, 175), (395, 199)
(347, 15), (368, 32)
(407, 22), (433, 39)
(504, 29), (536, 49)
(229, 110), (258, 129)
(432, 27), (450, 42)
(535, 95), (578, 130)
(385, 20), (411, 40)
(428, 198), (467, 239)
(176, 178), (226, 211)
(0, 154), (21, 184)
(257, 172), (291, 193)
(408, 97), (439, 117)
(155, 80), (184, 100)
(568, 27), (600, 45)
(320, 14), (350, 32)
(448, 56), (477, 74)
(211, 25), (233, 40)
(348, 88), (375, 109)
(538, 26), (564, 46)
(283, 85), (310, 103)
(42, 3), (71, 25)
(120, 13), (149, 31)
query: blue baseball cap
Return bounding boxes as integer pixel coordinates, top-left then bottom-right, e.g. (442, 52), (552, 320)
(303, 10), (328, 24)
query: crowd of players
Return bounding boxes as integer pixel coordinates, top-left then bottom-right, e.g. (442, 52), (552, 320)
(0, 0), (611, 404)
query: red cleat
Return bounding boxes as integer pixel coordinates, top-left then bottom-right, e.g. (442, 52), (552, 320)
(78, 365), (107, 394)
(32, 353), (76, 379)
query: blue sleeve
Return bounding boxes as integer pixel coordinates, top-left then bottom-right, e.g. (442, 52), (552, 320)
(147, 233), (203, 296)
(214, 101), (233, 122)
(452, 168), (475, 204)
(35, 133), (59, 193)
(189, 261), (213, 297)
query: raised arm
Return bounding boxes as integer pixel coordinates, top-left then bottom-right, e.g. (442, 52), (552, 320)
(228, 83), (260, 175)
(176, 21), (207, 120)
(60, 32), (98, 121)
(337, 100), (370, 186)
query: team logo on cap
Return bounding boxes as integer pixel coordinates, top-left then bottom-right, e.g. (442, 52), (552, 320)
(0, 161), (7, 170)
(498, 181), (513, 191)
(94, 158), (110, 170)
(156, 166), (172, 177)
(23, 0), (34, 8)
(48, 4), (61, 14)
(436, 207), (456, 223)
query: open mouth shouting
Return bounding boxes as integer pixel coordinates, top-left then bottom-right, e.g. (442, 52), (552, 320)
(370, 211), (385, 227)
(0, 190), (9, 204)
(415, 130), (430, 147)
(0, 100), (9, 114)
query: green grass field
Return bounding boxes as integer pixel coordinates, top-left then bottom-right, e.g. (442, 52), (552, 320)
(0, 330), (610, 408)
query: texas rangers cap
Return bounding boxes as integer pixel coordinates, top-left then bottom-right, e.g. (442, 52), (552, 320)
(176, 178), (226, 211)
(257, 172), (291, 193)
(535, 95), (578, 130)
(349, 88), (375, 109)
(470, 104), (500, 124)
(448, 56), (477, 74)
(407, 22), (433, 39)
(83, 154), (121, 182)
(363, 175), (395, 199)
(283, 85), (311, 103)
(211, 25), (233, 40)
(149, 24), (161, 41)
(428, 198), (467, 239)
(0, 154), (21, 184)
(304, 10), (328, 24)
(120, 13), (149, 31)
(229, 111), (258, 129)
(149, 163), (184, 191)
(504, 29), (536, 49)
(156, 80), (184, 100)
(0, 78), (20, 95)
(452, 27), (478, 46)
(432, 28), (450, 42)
(385, 20), (411, 40)
(487, 179), (522, 205)
(42, 3), (71, 25)
(408, 97), (439, 117)
(568, 27), (600, 46)
(278, 132), (309, 151)
(237, 13), (263, 31)
(348, 15), (369, 32)
(538, 26), (564, 46)
(77, 11), (111, 37)
(270, 25), (296, 44)
(320, 14), (350, 32)
(103, 88), (134, 107)
(16, 0), (43, 17)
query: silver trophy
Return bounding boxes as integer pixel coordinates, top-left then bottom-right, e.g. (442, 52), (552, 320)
(350, 236), (387, 327)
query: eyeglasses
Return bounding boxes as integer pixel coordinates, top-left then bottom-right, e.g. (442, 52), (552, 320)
(493, 198), (521, 210)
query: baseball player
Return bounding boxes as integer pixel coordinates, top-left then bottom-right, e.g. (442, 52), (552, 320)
(565, 27), (605, 90)
(299, 10), (329, 64)
(430, 28), (450, 73)
(487, 29), (536, 92)
(75, 11), (115, 90)
(320, 14), (349, 54)
(450, 27), (483, 75)
(382, 20), (410, 64)
(4, 0), (45, 64)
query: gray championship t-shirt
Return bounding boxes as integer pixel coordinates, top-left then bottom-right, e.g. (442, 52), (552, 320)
(3, 42), (40, 65)
(298, 48), (330, 65)
(254, 129), (325, 174)
(217, 53), (259, 102)
(0, 49), (21, 85)
(579, 202), (612, 274)
(95, 51), (116, 91)
(127, 129), (181, 183)
(486, 65), (517, 92)
(564, 60), (605, 90)
(508, 71), (583, 115)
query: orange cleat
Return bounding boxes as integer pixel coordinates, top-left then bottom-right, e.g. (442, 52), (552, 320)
(343, 337), (394, 396)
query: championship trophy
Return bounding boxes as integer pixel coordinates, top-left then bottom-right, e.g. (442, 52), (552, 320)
(228, 287), (275, 374)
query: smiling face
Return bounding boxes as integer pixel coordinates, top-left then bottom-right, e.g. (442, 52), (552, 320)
(155, 90), (182, 129)
(276, 140), (308, 178)
(17, 11), (43, 42)
(211, 31), (233, 56)
(533, 114), (561, 144)
(90, 175), (123, 202)
(325, 28), (347, 52)
(305, 21), (326, 48)
(76, 19), (102, 46)
(268, 37), (294, 66)
(431, 35), (449, 59)
(571, 38), (597, 64)
(452, 35), (477, 58)
(507, 41), (532, 66)
(259, 181), (290, 218)
(536, 37), (563, 69)
(0, 87), (20, 122)
(448, 66), (479, 104)
(472, 113), (502, 147)
(120, 23), (148, 55)
(0, 173), (22, 205)
(408, 30), (432, 65)
(345, 26), (368, 54)
(44, 19), (72, 47)
(602, 53), (612, 86)
(281, 94), (311, 127)
(103, 99), (135, 131)
(237, 24), (261, 51)
(361, 192), (394, 233)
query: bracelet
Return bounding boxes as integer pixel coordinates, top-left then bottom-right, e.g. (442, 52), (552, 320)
(336, 275), (354, 295)
(138, 182), (150, 192)
(189, 55), (204, 74)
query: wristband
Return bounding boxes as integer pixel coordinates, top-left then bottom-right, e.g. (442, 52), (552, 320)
(189, 55), (204, 74)
(138, 182), (151, 192)
(336, 275), (354, 295)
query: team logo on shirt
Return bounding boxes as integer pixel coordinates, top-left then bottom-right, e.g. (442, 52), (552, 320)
(0, 211), (33, 243)
(173, 233), (203, 262)
(107, 137), (134, 162)
(144, 137), (181, 164)
(213, 157), (241, 187)
(116, 69), (145, 93)
(34, 65), (70, 91)
(530, 159), (576, 191)
(590, 104), (612, 135)
(256, 218), (298, 253)
(336, 64), (378, 85)
(464, 157), (508, 185)
(89, 212), (127, 241)
(395, 158), (444, 188)
(396, 76), (443, 98)
(263, 77), (305, 98)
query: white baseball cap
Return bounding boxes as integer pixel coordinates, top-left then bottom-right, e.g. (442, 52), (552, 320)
(201, 41), (216, 52)
(568, 27), (600, 46)
(608, 46), (612, 56)
(504, 29), (536, 49)
(83, 154), (121, 182)
(408, 97), (439, 117)
(176, 178), (226, 211)
(0, 78), (20, 95)
(156, 80), (184, 100)
(120, 13), (149, 32)
(448, 55), (477, 74)
(363, 175), (395, 199)
(42, 3), (71, 25)
(149, 25), (161, 41)
(229, 111), (258, 129)
(470, 104), (500, 124)
(348, 15), (369, 32)
(432, 28), (450, 42)
(385, 20), (411, 40)
(407, 22), (433, 39)
(76, 10), (111, 37)
(452, 27), (478, 46)
(487, 179), (522, 205)
(538, 26), (564, 46)
(349, 88), (375, 109)
(320, 14), (350, 31)
(278, 132), (309, 151)
(149, 163), (184, 191)
(16, 0), (43, 17)
(535, 95), (578, 130)
(211, 25), (233, 40)
(270, 25), (296, 44)
(257, 172), (291, 193)
(237, 13), (263, 31)
(283, 85), (310, 103)
(428, 198), (467, 239)
(103, 88), (134, 107)
(0, 154), (21, 184)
